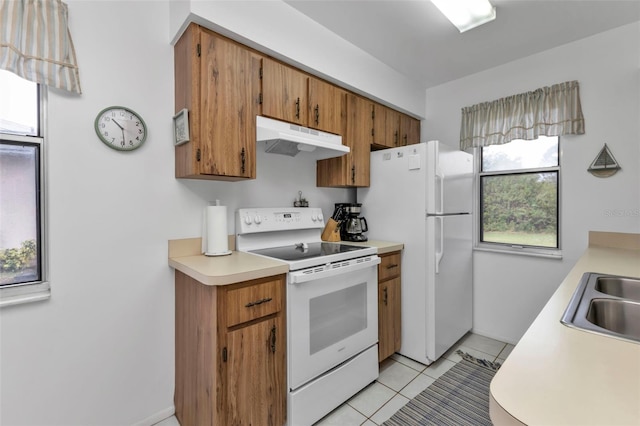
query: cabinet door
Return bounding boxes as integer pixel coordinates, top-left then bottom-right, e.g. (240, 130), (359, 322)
(347, 94), (372, 186)
(308, 77), (342, 134)
(378, 277), (402, 362)
(262, 58), (308, 126)
(400, 114), (421, 146)
(316, 91), (369, 187)
(372, 104), (401, 148)
(174, 23), (201, 179)
(199, 31), (260, 178)
(226, 317), (286, 426)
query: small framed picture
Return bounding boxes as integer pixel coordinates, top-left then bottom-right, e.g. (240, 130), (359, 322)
(173, 108), (189, 146)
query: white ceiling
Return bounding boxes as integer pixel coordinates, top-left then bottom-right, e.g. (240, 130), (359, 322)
(284, 0), (640, 90)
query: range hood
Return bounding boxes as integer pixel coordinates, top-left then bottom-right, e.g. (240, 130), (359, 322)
(256, 116), (349, 160)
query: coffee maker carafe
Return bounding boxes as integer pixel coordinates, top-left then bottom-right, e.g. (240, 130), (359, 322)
(334, 203), (368, 242)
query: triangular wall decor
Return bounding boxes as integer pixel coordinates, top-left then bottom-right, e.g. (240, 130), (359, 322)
(588, 143), (621, 178)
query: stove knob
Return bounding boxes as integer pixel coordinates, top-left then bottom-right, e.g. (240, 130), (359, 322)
(311, 213), (318, 221)
(254, 215), (262, 224)
(244, 215), (252, 225)
(317, 212), (324, 222)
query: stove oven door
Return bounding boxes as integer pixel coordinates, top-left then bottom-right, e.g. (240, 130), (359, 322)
(288, 256), (380, 390)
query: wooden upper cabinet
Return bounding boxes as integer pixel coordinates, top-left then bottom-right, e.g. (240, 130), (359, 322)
(348, 94), (372, 187)
(261, 58), (308, 126)
(372, 103), (421, 148)
(372, 103), (401, 148)
(174, 24), (260, 180)
(175, 24), (419, 185)
(261, 59), (343, 135)
(308, 77), (343, 135)
(400, 115), (421, 146)
(317, 93), (370, 187)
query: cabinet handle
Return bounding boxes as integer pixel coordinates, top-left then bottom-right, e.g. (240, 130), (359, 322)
(351, 165), (356, 184)
(295, 97), (300, 119)
(314, 104), (320, 125)
(240, 148), (246, 174)
(269, 325), (277, 353)
(403, 134), (408, 146)
(383, 286), (388, 306)
(394, 131), (399, 146)
(244, 297), (273, 308)
(386, 264), (398, 269)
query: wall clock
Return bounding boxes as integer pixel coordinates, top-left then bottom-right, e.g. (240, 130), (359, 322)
(94, 106), (147, 151)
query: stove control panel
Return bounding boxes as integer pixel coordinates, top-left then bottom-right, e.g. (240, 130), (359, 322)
(236, 207), (325, 234)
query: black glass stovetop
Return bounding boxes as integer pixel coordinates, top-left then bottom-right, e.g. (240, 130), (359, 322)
(249, 242), (367, 262)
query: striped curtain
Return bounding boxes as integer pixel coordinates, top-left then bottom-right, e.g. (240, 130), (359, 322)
(460, 80), (584, 151)
(0, 0), (81, 94)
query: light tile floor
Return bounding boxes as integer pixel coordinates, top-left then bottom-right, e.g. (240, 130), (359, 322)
(154, 332), (514, 426)
(313, 332), (514, 426)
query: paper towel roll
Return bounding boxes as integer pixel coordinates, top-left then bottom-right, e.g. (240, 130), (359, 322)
(203, 204), (231, 256)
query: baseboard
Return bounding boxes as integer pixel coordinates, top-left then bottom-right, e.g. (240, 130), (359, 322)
(470, 327), (520, 346)
(132, 406), (175, 426)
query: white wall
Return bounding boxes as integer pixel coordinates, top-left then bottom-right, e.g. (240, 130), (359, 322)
(0, 1), (351, 425)
(168, 0), (426, 117)
(425, 22), (640, 344)
(2, 2), (637, 424)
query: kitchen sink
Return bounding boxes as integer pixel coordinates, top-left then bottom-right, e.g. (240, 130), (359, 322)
(561, 273), (640, 344)
(594, 277), (640, 302)
(586, 299), (640, 340)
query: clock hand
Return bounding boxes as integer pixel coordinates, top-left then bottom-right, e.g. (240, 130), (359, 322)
(112, 119), (124, 130)
(111, 119), (127, 146)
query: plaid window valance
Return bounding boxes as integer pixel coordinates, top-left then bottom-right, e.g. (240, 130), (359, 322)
(1, 0), (81, 93)
(460, 81), (584, 151)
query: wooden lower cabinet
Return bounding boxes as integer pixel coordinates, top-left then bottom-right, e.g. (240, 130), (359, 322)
(378, 251), (402, 362)
(174, 271), (286, 426)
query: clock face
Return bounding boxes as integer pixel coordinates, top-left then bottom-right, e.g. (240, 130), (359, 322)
(94, 106), (147, 151)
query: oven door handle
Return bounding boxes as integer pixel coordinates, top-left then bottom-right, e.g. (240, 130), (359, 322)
(289, 256), (381, 284)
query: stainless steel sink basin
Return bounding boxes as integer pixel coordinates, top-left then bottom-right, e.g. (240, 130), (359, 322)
(594, 277), (640, 302)
(586, 299), (640, 339)
(561, 273), (640, 344)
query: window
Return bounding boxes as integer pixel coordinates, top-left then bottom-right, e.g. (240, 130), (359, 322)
(478, 136), (560, 255)
(0, 69), (49, 306)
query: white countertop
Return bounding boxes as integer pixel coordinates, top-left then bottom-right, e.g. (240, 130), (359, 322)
(340, 239), (404, 255)
(168, 237), (403, 286)
(490, 232), (640, 425)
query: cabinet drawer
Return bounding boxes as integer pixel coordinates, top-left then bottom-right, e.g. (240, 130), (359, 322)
(226, 278), (283, 327)
(378, 252), (401, 281)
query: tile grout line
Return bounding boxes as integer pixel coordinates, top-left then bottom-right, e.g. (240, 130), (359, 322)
(351, 360), (424, 426)
(368, 343), (507, 424)
(320, 334), (511, 426)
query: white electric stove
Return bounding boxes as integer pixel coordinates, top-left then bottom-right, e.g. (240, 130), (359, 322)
(236, 207), (380, 426)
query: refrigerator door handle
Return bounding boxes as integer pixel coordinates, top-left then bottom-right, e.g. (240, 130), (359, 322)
(435, 167), (445, 215)
(435, 216), (444, 274)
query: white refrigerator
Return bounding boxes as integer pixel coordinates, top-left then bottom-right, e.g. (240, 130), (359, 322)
(358, 140), (473, 364)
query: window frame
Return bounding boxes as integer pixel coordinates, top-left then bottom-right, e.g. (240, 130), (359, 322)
(474, 138), (562, 259)
(0, 85), (49, 307)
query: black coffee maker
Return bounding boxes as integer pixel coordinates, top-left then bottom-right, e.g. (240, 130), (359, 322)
(333, 203), (368, 242)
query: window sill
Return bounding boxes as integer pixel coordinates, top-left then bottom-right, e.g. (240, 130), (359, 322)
(474, 245), (562, 259)
(0, 281), (50, 307)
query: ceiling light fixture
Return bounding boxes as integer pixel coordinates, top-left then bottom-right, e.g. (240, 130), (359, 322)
(431, 0), (496, 33)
